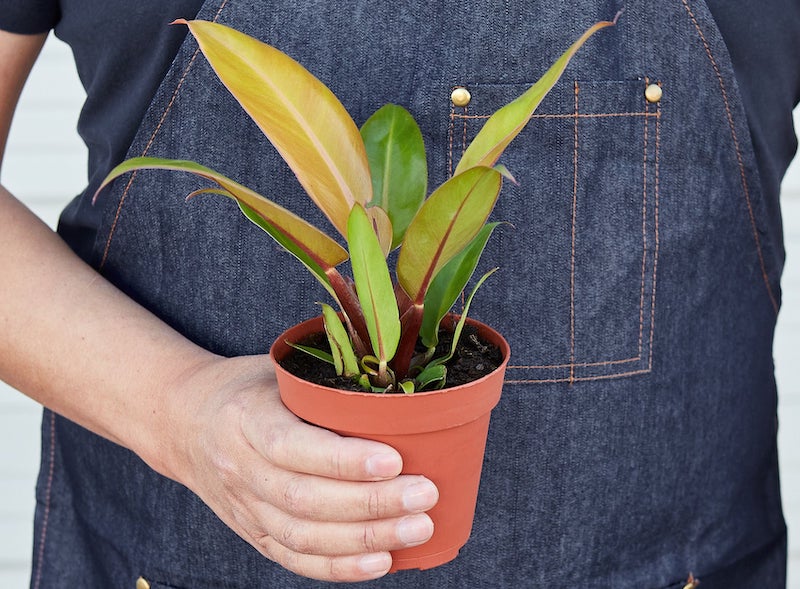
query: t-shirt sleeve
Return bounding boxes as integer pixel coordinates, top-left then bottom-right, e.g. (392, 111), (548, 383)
(0, 0), (60, 34)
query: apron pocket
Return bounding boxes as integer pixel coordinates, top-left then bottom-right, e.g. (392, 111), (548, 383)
(448, 78), (660, 384)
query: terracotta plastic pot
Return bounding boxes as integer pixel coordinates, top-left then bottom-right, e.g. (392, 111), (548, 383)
(270, 315), (510, 572)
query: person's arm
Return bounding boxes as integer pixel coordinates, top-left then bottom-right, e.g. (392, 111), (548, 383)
(0, 29), (437, 582)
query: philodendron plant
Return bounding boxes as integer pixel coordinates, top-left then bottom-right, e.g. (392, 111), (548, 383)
(98, 17), (616, 393)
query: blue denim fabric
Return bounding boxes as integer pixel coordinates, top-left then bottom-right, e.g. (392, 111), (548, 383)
(32, 0), (786, 587)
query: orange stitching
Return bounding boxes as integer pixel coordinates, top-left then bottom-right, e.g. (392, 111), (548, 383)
(638, 79), (650, 358)
(447, 105), (455, 177)
(649, 97), (662, 371)
(453, 112), (657, 120)
(509, 356), (640, 369)
(31, 411), (56, 589)
(99, 52), (200, 268)
(99, 0), (231, 269)
(680, 0), (778, 314)
(505, 368), (651, 385)
(569, 81), (579, 384)
(461, 103), (468, 157)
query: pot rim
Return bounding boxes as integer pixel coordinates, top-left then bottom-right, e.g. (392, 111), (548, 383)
(269, 313), (510, 398)
(270, 314), (510, 434)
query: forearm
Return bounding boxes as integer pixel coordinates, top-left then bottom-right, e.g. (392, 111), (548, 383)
(0, 184), (216, 477)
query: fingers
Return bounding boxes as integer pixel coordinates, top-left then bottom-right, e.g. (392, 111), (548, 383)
(181, 356), (441, 582)
(262, 470), (439, 522)
(245, 512), (433, 582)
(257, 538), (394, 583)
(250, 508), (434, 557)
(238, 398), (438, 522)
(216, 445), (436, 582)
(243, 407), (404, 482)
(221, 455), (436, 582)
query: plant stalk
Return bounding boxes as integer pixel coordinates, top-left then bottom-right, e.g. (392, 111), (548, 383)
(391, 303), (424, 378)
(326, 269), (370, 357)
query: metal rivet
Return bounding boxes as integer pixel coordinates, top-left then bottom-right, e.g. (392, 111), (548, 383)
(644, 83), (662, 103)
(451, 87), (471, 107)
(136, 577), (151, 589)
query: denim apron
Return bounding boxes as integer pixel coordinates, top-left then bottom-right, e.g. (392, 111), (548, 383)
(32, 0), (787, 587)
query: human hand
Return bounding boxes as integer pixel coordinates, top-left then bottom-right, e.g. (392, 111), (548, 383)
(164, 354), (439, 582)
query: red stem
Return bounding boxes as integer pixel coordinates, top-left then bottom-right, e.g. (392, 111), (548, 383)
(327, 269), (370, 357)
(390, 304), (424, 379)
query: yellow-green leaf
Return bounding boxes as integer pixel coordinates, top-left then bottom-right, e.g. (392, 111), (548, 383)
(178, 19), (372, 237)
(347, 204), (400, 364)
(96, 157), (349, 274)
(454, 18), (617, 175)
(397, 166), (502, 303)
(321, 303), (360, 377)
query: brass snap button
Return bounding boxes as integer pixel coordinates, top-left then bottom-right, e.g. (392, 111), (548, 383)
(136, 577), (151, 589)
(644, 83), (662, 103)
(451, 87), (471, 107)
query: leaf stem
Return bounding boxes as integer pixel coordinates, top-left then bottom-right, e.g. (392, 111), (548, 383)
(391, 304), (424, 378)
(326, 269), (370, 357)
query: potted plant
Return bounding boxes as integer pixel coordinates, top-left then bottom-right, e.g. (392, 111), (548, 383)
(97, 15), (616, 571)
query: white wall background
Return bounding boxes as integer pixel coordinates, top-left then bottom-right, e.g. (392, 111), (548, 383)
(1, 34), (799, 587)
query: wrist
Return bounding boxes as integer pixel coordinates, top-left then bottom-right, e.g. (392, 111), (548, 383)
(129, 347), (222, 483)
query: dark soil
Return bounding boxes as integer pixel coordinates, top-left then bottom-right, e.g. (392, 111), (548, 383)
(278, 322), (503, 393)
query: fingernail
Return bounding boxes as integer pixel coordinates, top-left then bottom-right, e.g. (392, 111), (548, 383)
(358, 552), (392, 574)
(402, 479), (439, 512)
(365, 453), (402, 478)
(396, 514), (434, 546)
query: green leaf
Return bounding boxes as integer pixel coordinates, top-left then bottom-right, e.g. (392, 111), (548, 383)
(96, 157), (349, 292)
(285, 342), (334, 365)
(360, 355), (381, 377)
(361, 104), (427, 249)
(398, 380), (416, 395)
(177, 19), (372, 238)
(430, 267), (498, 368)
(420, 222), (501, 348)
(413, 364), (447, 391)
(347, 204), (401, 365)
(493, 164), (518, 185)
(454, 18), (617, 175)
(397, 166), (502, 303)
(321, 303), (360, 377)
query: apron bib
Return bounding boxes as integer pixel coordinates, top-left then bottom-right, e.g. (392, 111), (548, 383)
(33, 1), (786, 587)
